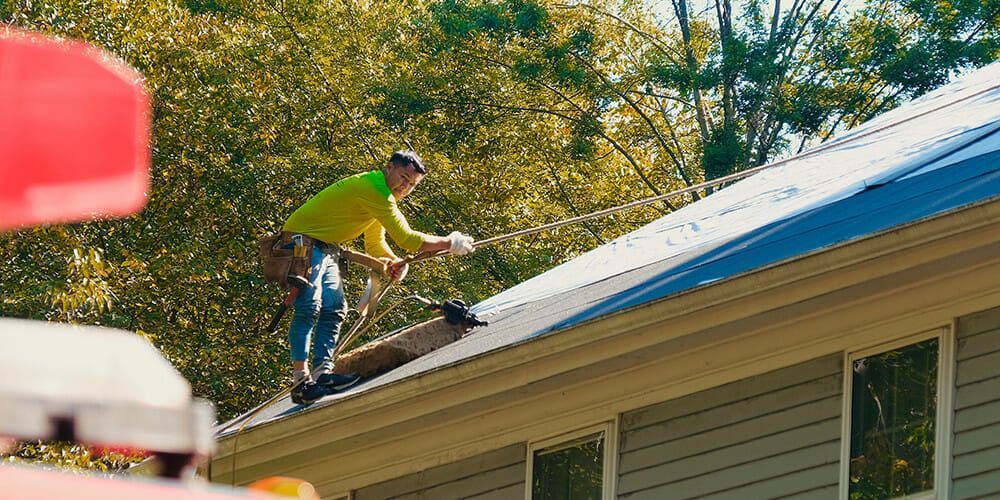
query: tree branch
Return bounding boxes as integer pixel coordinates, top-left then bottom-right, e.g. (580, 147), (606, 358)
(452, 49), (670, 204)
(569, 51), (697, 192)
(627, 89), (694, 108)
(541, 152), (606, 244)
(555, 3), (683, 64)
(265, 0), (380, 162)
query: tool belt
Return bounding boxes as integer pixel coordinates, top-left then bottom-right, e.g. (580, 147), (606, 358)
(258, 231), (389, 288)
(257, 231), (316, 288)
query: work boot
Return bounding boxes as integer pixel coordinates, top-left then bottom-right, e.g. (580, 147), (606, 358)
(291, 381), (327, 405)
(315, 371), (362, 391)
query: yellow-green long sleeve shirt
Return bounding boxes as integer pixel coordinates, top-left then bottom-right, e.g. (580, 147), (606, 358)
(283, 170), (428, 258)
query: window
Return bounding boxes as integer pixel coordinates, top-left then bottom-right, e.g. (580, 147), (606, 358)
(841, 329), (953, 499)
(527, 423), (616, 500)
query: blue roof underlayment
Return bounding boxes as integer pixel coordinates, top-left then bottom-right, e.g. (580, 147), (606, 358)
(222, 64), (1000, 433)
(549, 144), (1000, 332)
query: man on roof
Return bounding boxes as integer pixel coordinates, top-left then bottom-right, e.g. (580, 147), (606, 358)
(282, 150), (475, 404)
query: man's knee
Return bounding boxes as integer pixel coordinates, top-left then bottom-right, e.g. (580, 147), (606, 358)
(318, 306), (346, 324)
(321, 291), (347, 316)
(293, 300), (322, 321)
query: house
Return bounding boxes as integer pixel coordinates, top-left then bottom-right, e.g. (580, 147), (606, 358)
(210, 62), (1000, 499)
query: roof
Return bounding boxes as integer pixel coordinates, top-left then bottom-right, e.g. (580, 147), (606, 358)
(221, 62), (1000, 435)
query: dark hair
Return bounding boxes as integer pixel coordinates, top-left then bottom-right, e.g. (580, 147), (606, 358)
(389, 150), (427, 174)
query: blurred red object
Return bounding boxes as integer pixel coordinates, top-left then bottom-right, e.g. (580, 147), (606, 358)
(0, 28), (150, 230)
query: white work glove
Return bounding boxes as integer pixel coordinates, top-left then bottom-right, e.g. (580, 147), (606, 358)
(447, 231), (475, 255)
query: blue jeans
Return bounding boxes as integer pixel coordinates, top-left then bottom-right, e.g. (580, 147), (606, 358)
(289, 245), (347, 372)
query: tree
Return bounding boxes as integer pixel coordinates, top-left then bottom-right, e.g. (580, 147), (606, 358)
(412, 0), (999, 185)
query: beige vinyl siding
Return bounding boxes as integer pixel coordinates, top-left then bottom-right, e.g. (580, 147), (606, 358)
(617, 354), (842, 499)
(353, 444), (525, 500)
(952, 306), (1000, 499)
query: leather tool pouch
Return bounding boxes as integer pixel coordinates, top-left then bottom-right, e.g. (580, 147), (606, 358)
(258, 231), (313, 287)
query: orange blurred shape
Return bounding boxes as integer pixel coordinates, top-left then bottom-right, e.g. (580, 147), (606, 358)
(88, 445), (152, 458)
(248, 476), (320, 500)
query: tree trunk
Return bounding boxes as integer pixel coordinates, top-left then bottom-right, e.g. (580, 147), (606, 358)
(673, 0), (712, 142)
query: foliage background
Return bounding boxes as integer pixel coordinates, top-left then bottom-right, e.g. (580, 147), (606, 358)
(1, 0), (996, 471)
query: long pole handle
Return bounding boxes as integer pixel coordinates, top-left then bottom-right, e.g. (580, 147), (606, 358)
(401, 160), (775, 267)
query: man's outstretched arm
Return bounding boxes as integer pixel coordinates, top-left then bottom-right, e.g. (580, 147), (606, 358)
(418, 232), (474, 254)
(385, 232), (473, 281)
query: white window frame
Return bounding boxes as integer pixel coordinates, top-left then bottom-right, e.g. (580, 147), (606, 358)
(838, 326), (955, 500)
(525, 419), (618, 500)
